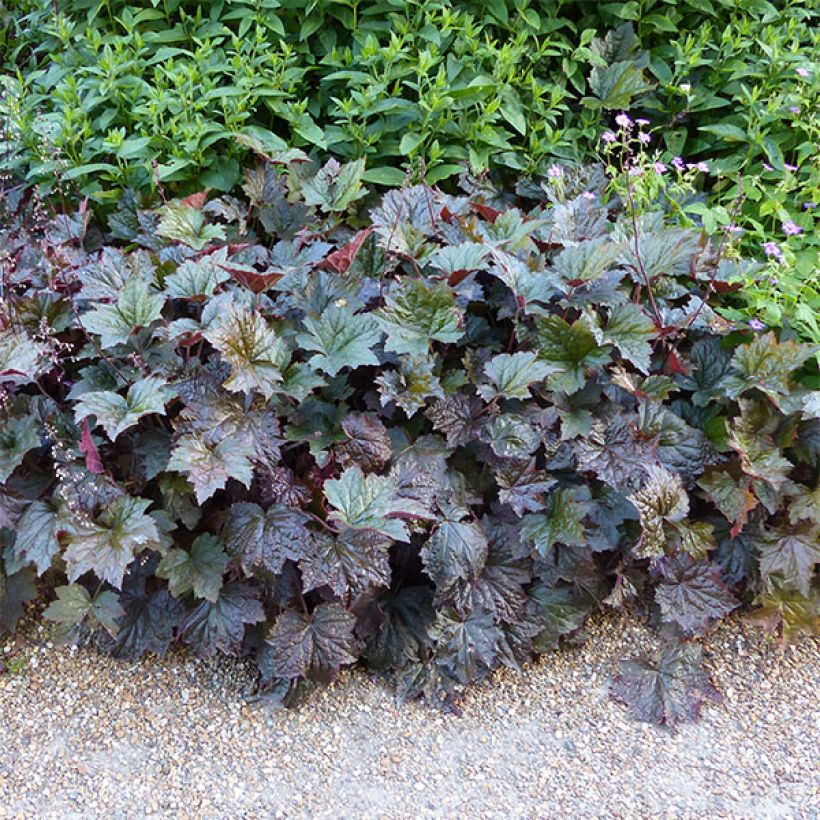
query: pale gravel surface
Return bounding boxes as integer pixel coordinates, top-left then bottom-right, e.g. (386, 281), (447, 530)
(0, 614), (817, 819)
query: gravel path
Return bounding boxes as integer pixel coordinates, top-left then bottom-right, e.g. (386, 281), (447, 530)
(0, 614), (817, 819)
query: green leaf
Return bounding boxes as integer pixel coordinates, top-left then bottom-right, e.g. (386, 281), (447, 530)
(266, 602), (357, 681)
(376, 280), (464, 356)
(297, 304), (381, 376)
(204, 302), (288, 399)
(82, 277), (165, 348)
(157, 534), (228, 603)
(74, 377), (173, 440)
(421, 518), (488, 590)
(324, 466), (411, 541)
(301, 158), (366, 213)
(484, 414), (541, 459)
(553, 238), (621, 283)
(376, 355), (444, 415)
(427, 242), (489, 277)
(156, 201), (226, 249)
(723, 333), (816, 412)
(43, 584), (125, 636)
(222, 502), (312, 575)
(478, 352), (555, 400)
(0, 415), (39, 483)
(0, 328), (50, 386)
(529, 584), (593, 650)
(8, 500), (59, 575)
(521, 488), (586, 557)
(164, 252), (231, 299)
(167, 433), (254, 503)
(535, 316), (610, 393)
(593, 304), (657, 373)
(62, 496), (160, 589)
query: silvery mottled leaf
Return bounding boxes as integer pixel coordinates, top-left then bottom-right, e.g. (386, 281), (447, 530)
(484, 414), (540, 459)
(62, 496), (160, 589)
(301, 158), (366, 213)
(376, 355), (445, 415)
(74, 377), (173, 441)
(574, 415), (656, 492)
(0, 328), (50, 386)
(496, 459), (556, 516)
(167, 433), (254, 503)
(164, 249), (231, 298)
(478, 352), (555, 400)
(376, 279), (464, 356)
(325, 466), (412, 542)
(297, 304), (381, 376)
(156, 200), (226, 249)
(425, 394), (483, 447)
(7, 500), (58, 575)
(82, 277), (164, 348)
(204, 302), (288, 399)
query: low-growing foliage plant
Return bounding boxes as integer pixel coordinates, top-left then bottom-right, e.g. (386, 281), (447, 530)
(2, 155), (818, 724)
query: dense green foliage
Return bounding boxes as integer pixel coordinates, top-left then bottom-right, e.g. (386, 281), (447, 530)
(2, 0), (817, 343)
(1, 156), (817, 723)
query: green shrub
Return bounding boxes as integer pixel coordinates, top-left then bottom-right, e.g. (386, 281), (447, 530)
(1, 157), (817, 723)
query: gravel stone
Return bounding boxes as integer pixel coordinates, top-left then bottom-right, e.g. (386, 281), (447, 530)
(0, 613), (817, 818)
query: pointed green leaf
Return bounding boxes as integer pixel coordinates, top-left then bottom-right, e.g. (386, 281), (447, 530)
(297, 304), (381, 376)
(157, 534), (228, 603)
(74, 377), (173, 440)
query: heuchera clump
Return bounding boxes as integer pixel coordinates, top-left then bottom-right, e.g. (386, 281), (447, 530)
(1, 156), (817, 725)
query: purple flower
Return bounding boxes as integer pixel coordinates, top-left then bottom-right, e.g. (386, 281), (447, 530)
(789, 106), (800, 114)
(581, 191), (596, 200)
(784, 163), (798, 172)
(635, 118), (650, 126)
(602, 131), (617, 143)
(672, 156), (686, 172)
(748, 318), (766, 331)
(804, 202), (818, 210)
(783, 220), (802, 235)
(796, 67), (810, 78)
(628, 166), (644, 177)
(615, 112), (632, 128)
(547, 164), (563, 179)
(687, 161), (709, 173)
(638, 132), (651, 144)
(762, 240), (784, 260)
(762, 162), (773, 172)
(653, 161), (667, 175)
(726, 224), (743, 234)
